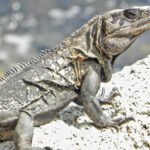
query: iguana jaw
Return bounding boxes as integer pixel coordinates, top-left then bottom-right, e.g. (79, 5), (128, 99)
(100, 6), (150, 57)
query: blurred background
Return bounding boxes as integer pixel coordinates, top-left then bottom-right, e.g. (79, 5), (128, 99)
(0, 0), (150, 76)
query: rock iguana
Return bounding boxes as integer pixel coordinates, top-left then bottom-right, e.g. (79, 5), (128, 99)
(0, 6), (150, 150)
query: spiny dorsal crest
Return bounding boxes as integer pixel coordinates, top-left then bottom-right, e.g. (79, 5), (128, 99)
(60, 15), (100, 47)
(0, 49), (53, 84)
(71, 15), (99, 38)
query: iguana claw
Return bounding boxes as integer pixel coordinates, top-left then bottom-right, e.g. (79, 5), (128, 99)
(97, 87), (121, 105)
(107, 117), (134, 131)
(113, 117), (135, 126)
(98, 117), (135, 131)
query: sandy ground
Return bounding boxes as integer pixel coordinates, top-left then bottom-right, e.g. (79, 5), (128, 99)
(0, 55), (150, 150)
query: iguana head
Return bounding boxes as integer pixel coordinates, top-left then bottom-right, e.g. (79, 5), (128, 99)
(98, 6), (150, 82)
(100, 6), (150, 56)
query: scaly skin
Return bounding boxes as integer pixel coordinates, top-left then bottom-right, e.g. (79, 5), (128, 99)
(0, 6), (150, 150)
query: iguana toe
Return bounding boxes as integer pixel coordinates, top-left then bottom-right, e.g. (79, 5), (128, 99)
(97, 87), (121, 105)
(106, 116), (135, 131)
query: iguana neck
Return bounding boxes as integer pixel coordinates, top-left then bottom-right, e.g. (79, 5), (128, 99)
(61, 14), (114, 84)
(60, 15), (103, 60)
(51, 15), (106, 87)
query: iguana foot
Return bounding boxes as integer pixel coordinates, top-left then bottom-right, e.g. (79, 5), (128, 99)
(97, 87), (121, 105)
(99, 116), (134, 130)
(94, 108), (134, 130)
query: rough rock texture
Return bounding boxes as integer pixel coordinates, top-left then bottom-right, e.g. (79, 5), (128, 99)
(0, 55), (150, 150)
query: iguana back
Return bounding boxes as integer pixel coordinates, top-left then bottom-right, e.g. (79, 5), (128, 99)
(0, 47), (78, 115)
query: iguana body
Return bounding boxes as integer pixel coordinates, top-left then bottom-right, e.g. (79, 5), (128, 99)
(0, 6), (150, 150)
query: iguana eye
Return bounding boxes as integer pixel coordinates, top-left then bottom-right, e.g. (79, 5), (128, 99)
(124, 9), (140, 20)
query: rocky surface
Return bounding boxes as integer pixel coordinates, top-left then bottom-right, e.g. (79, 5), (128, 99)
(0, 55), (150, 150)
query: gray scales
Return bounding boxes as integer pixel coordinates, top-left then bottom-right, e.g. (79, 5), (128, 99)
(0, 6), (150, 150)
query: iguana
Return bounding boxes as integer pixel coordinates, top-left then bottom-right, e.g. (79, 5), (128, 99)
(0, 6), (150, 150)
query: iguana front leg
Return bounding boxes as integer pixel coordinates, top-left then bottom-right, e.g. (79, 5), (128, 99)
(14, 110), (50, 150)
(80, 67), (133, 129)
